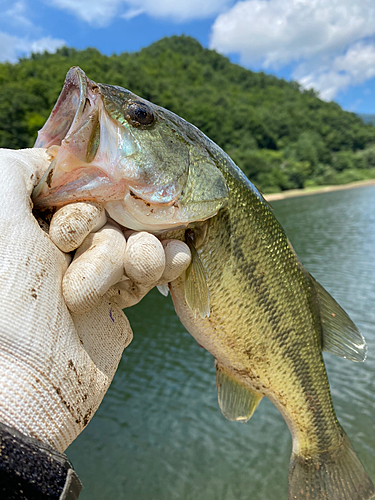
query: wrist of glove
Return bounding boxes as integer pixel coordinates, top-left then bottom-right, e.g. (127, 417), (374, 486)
(0, 148), (191, 453)
(0, 421), (82, 500)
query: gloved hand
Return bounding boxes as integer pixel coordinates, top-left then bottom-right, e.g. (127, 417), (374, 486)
(0, 148), (191, 453)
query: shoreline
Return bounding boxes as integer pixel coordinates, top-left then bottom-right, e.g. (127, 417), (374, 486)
(264, 178), (375, 201)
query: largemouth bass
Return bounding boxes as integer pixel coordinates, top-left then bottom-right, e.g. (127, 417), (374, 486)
(33, 67), (374, 500)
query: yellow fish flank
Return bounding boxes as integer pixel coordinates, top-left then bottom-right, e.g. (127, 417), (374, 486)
(33, 67), (374, 500)
(169, 169), (372, 499)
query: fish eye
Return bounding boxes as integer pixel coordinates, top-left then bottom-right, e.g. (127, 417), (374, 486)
(125, 101), (154, 127)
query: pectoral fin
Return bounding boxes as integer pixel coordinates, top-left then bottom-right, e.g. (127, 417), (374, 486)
(310, 274), (367, 362)
(216, 365), (262, 423)
(184, 235), (210, 319)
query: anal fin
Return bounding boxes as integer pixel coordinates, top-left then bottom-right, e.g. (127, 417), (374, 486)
(216, 364), (262, 423)
(310, 274), (367, 362)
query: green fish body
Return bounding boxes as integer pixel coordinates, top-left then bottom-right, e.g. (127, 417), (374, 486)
(33, 68), (374, 500)
(169, 145), (373, 499)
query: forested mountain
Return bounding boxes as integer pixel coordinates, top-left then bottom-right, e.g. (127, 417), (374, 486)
(1, 35), (375, 193)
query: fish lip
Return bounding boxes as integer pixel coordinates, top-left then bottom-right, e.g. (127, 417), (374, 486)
(33, 165), (127, 208)
(32, 67), (105, 204)
(35, 67), (92, 149)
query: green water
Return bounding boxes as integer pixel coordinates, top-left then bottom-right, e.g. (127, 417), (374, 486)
(67, 184), (375, 500)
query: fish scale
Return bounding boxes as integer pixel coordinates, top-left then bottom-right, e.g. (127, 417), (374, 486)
(170, 179), (340, 456)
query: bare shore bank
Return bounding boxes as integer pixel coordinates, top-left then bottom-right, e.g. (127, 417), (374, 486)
(264, 178), (375, 201)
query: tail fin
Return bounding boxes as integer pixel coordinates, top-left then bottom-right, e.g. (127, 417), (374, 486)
(289, 430), (374, 500)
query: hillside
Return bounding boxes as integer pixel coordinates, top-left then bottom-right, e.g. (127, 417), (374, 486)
(1, 35), (375, 193)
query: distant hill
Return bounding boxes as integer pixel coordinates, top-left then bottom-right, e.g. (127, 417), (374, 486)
(1, 35), (375, 193)
(358, 113), (375, 125)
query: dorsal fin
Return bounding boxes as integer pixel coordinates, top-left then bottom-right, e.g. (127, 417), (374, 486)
(184, 234), (210, 319)
(310, 274), (367, 362)
(216, 364), (262, 423)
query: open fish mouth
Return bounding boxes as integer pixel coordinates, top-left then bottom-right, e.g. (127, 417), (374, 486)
(32, 67), (128, 207)
(35, 67), (93, 150)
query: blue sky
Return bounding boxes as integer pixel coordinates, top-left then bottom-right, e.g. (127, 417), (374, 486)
(2, 0), (375, 114)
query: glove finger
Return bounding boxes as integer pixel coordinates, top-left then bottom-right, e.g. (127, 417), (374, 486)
(63, 223), (126, 314)
(112, 238), (191, 308)
(159, 239), (191, 283)
(124, 231), (165, 285)
(107, 281), (153, 309)
(50, 202), (107, 253)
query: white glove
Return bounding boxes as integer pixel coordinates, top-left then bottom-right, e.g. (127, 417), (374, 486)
(0, 148), (191, 453)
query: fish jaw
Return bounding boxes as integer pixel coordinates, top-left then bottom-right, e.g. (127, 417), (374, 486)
(35, 67), (96, 150)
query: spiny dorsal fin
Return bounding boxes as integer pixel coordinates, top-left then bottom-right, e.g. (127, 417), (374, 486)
(184, 235), (210, 319)
(310, 274), (367, 362)
(216, 364), (262, 423)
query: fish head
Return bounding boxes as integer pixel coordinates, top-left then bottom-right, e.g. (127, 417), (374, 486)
(33, 67), (228, 232)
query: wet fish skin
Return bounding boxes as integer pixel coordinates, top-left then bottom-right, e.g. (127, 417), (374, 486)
(168, 139), (374, 499)
(33, 68), (374, 500)
(171, 148), (332, 456)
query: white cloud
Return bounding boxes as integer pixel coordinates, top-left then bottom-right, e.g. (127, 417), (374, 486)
(122, 7), (144, 20)
(0, 1), (65, 62)
(0, 31), (66, 63)
(210, 0), (375, 99)
(211, 0), (375, 67)
(121, 0), (232, 22)
(4, 1), (33, 28)
(29, 36), (67, 54)
(48, 0), (122, 26)
(347, 99), (363, 112)
(295, 42), (375, 100)
(49, 0), (232, 26)
(0, 32), (27, 62)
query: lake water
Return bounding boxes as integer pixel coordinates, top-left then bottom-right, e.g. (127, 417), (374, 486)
(67, 184), (375, 500)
